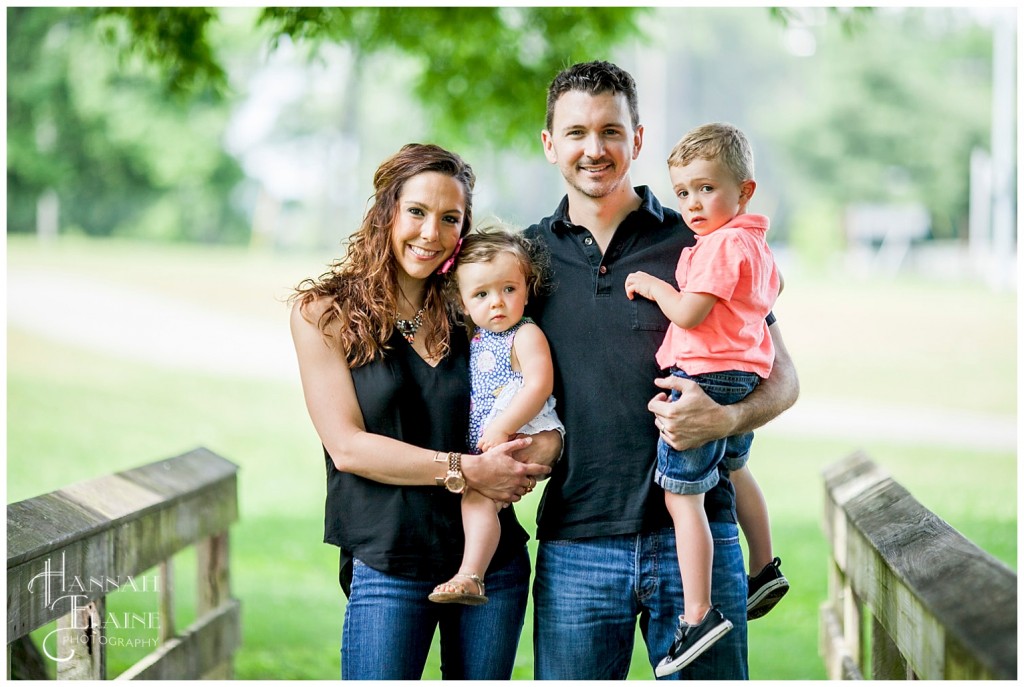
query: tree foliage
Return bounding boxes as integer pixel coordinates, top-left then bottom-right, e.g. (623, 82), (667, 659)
(7, 7), (246, 240)
(766, 8), (992, 239)
(85, 6), (650, 151)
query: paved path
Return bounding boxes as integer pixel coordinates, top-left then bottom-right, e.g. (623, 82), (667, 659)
(8, 266), (298, 382)
(8, 267), (1016, 452)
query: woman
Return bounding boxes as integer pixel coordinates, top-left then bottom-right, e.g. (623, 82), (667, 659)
(290, 143), (553, 679)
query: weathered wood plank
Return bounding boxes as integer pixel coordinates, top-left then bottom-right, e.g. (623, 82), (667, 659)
(8, 479), (237, 642)
(820, 601), (864, 680)
(56, 598), (106, 679)
(113, 599), (240, 681)
(8, 447), (238, 567)
(871, 613), (909, 679)
(158, 560), (175, 644)
(7, 449), (238, 643)
(197, 533), (230, 615)
(823, 452), (1017, 680)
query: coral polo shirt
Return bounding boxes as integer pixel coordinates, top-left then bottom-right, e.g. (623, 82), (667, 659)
(655, 213), (780, 378)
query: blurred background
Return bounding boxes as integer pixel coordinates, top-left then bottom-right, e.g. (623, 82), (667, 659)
(6, 5), (1017, 680)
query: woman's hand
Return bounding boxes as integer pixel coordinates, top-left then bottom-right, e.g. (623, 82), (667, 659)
(461, 436), (551, 504)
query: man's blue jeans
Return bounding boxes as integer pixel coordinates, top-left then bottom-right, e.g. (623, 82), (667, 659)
(341, 547), (530, 679)
(533, 524), (748, 680)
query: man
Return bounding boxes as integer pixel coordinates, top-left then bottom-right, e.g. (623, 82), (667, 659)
(523, 61), (799, 680)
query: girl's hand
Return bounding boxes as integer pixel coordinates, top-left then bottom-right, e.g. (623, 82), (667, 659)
(477, 426), (511, 454)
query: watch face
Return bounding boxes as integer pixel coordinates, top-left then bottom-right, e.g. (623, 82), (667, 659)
(445, 474), (466, 493)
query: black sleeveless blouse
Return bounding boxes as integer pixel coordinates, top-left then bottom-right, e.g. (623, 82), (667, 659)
(324, 327), (529, 594)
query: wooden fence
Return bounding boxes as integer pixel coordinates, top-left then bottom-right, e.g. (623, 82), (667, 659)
(820, 451), (1016, 679)
(7, 448), (240, 680)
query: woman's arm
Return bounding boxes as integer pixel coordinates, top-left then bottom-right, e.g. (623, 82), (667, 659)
(291, 300), (548, 500)
(648, 321), (799, 450)
(477, 323), (554, 451)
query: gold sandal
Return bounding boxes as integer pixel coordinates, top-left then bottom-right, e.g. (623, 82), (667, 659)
(428, 572), (488, 606)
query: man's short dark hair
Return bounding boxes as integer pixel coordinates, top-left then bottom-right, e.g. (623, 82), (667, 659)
(545, 60), (641, 133)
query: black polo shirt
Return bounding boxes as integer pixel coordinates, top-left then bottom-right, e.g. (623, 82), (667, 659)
(525, 186), (771, 542)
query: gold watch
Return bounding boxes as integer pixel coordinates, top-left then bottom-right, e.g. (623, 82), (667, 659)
(441, 452), (466, 494)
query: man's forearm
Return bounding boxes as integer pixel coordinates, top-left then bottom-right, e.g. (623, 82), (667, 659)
(727, 322), (799, 435)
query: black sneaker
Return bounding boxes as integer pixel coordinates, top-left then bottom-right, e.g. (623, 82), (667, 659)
(654, 606), (733, 678)
(747, 557), (789, 620)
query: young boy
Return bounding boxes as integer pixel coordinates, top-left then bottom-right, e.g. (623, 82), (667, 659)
(625, 122), (789, 676)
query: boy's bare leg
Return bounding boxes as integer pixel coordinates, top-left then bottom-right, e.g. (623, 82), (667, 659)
(664, 491), (712, 625)
(731, 465), (773, 572)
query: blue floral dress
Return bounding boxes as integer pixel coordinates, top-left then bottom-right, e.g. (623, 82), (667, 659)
(467, 317), (564, 454)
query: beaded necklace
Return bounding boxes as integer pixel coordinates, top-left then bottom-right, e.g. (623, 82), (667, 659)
(395, 307), (425, 344)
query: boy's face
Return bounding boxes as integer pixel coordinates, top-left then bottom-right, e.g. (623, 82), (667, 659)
(668, 158), (755, 235)
(541, 90), (643, 200)
(456, 252), (529, 334)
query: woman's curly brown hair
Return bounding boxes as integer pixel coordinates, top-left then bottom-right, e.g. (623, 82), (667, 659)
(291, 143), (475, 367)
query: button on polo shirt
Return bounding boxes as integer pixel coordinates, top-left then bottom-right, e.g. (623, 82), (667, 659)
(525, 187), (772, 542)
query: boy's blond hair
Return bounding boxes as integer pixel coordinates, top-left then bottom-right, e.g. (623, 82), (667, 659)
(667, 122), (754, 184)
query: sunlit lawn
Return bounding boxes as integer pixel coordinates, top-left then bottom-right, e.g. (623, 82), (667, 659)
(7, 236), (1016, 679)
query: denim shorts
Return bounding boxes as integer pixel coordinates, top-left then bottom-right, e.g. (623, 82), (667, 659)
(655, 368), (760, 496)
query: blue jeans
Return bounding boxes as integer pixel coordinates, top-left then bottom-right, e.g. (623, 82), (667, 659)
(341, 547), (530, 679)
(656, 369), (760, 495)
(533, 524), (747, 680)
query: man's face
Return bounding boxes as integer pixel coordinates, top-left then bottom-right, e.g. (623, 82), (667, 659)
(542, 90), (643, 200)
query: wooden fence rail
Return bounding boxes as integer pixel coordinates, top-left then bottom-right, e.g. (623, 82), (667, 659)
(7, 448), (240, 680)
(820, 451), (1016, 680)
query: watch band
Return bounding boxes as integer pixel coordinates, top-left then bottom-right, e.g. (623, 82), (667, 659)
(434, 451), (463, 488)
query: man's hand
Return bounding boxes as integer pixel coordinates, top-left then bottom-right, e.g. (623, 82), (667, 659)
(649, 322), (800, 451)
(508, 429), (562, 474)
(648, 375), (737, 451)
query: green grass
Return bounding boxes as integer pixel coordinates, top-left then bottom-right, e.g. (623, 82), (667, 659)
(7, 236), (1016, 679)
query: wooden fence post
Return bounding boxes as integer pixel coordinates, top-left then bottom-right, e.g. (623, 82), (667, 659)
(821, 451), (1016, 680)
(56, 599), (106, 680)
(7, 448), (241, 681)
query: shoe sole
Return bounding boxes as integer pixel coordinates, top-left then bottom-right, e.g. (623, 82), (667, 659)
(654, 619), (733, 678)
(747, 578), (789, 620)
(427, 592), (488, 606)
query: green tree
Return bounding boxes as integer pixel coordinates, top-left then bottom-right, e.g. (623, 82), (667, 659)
(87, 6), (650, 152)
(7, 7), (246, 241)
(768, 8), (992, 240)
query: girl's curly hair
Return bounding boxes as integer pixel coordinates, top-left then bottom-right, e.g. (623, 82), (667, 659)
(291, 143), (475, 367)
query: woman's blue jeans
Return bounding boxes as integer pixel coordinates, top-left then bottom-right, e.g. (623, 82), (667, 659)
(533, 524), (748, 680)
(341, 547), (530, 679)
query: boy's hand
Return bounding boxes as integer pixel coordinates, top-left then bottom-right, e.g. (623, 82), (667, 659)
(625, 271), (662, 301)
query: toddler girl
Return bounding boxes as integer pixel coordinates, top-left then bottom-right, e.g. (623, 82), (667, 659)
(429, 228), (564, 604)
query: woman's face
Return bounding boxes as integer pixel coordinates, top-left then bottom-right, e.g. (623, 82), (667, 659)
(390, 171), (466, 284)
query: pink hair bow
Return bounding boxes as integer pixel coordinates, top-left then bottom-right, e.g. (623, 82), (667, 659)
(437, 238), (463, 275)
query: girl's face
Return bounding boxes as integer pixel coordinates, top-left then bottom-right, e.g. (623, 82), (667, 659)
(456, 251), (529, 333)
(390, 172), (466, 286)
